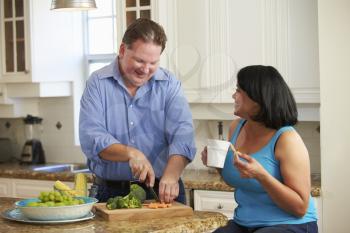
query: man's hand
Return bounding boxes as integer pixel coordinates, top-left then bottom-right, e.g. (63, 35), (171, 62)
(158, 175), (179, 203)
(99, 144), (155, 186)
(158, 155), (189, 203)
(129, 151), (155, 187)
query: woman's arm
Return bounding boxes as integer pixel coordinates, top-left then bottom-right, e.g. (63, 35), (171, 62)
(271, 130), (311, 217)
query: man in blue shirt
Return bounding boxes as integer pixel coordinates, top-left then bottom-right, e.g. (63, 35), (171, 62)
(79, 18), (196, 204)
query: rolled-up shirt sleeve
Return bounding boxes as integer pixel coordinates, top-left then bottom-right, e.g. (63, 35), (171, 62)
(165, 77), (196, 161)
(79, 74), (120, 163)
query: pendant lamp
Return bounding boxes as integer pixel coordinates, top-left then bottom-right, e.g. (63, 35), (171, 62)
(51, 0), (97, 11)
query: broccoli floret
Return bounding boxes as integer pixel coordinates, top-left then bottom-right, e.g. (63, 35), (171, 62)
(106, 196), (123, 210)
(130, 184), (146, 202)
(105, 184), (145, 210)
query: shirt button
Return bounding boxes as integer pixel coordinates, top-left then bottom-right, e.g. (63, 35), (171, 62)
(129, 104), (133, 108)
(131, 139), (135, 143)
(130, 121), (134, 125)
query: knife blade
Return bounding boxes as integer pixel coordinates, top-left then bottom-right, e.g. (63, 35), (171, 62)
(149, 187), (160, 202)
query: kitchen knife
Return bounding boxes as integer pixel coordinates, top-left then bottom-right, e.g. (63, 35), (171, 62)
(149, 187), (160, 202)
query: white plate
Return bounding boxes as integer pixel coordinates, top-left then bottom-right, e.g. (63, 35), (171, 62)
(2, 208), (95, 224)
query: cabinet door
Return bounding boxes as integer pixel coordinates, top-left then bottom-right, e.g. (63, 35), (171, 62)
(161, 0), (319, 105)
(11, 178), (92, 198)
(314, 196), (322, 233)
(12, 179), (73, 198)
(194, 190), (237, 219)
(1, 0), (28, 77)
(0, 178), (13, 197)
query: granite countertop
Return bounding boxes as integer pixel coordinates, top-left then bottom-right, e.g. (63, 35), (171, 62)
(0, 197), (227, 233)
(182, 169), (322, 197)
(0, 163), (321, 197)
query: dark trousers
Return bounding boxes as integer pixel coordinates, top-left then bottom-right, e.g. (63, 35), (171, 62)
(214, 220), (318, 233)
(89, 177), (187, 204)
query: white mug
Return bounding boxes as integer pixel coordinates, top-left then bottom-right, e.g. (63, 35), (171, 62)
(206, 139), (230, 168)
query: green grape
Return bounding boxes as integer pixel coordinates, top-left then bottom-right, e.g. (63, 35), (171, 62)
(78, 199), (85, 204)
(41, 191), (49, 197)
(72, 199), (80, 205)
(49, 194), (55, 201)
(54, 202), (65, 206)
(55, 195), (63, 202)
(46, 201), (55, 207)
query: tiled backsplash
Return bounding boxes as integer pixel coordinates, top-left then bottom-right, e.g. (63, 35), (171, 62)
(0, 99), (320, 174)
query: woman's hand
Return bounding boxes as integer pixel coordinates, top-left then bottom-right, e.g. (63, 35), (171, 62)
(233, 152), (266, 179)
(201, 146), (208, 166)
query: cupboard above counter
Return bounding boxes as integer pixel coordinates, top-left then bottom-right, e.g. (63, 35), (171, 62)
(0, 0), (83, 118)
(158, 0), (320, 121)
(0, 0), (83, 84)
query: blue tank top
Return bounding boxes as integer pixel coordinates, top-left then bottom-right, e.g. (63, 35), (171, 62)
(222, 119), (318, 227)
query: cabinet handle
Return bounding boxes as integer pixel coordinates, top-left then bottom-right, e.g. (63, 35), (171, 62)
(217, 203), (223, 209)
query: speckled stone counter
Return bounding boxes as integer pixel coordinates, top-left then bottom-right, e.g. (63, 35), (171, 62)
(0, 163), (321, 197)
(181, 169), (322, 197)
(0, 197), (227, 233)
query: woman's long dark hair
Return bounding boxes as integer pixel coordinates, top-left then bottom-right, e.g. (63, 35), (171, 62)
(237, 65), (298, 129)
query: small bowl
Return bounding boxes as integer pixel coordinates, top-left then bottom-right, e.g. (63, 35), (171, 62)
(15, 197), (98, 221)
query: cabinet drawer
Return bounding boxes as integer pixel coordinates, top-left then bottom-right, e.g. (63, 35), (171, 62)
(194, 190), (237, 219)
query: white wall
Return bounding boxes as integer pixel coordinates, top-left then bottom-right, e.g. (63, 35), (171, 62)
(318, 0), (350, 232)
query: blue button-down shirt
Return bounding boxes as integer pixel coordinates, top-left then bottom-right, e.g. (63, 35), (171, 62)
(79, 59), (196, 180)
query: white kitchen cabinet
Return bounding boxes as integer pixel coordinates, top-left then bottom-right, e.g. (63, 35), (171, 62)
(160, 0), (319, 104)
(194, 190), (237, 219)
(0, 178), (92, 198)
(315, 196), (323, 233)
(0, 0), (83, 117)
(157, 0), (319, 120)
(0, 178), (71, 198)
(0, 0), (82, 85)
(0, 178), (12, 197)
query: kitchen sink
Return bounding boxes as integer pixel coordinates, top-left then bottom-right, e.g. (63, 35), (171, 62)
(31, 164), (90, 173)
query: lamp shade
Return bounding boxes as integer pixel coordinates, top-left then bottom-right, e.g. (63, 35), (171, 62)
(51, 0), (97, 11)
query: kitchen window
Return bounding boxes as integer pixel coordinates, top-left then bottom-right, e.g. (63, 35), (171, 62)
(84, 0), (153, 77)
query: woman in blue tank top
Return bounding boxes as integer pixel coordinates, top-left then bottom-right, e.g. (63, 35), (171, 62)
(201, 65), (318, 233)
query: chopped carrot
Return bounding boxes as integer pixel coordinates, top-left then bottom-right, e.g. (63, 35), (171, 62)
(144, 202), (172, 209)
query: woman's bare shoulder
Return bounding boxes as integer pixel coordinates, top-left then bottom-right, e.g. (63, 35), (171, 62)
(275, 129), (308, 161)
(228, 118), (242, 140)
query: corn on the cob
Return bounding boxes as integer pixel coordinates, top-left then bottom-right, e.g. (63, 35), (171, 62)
(53, 180), (78, 197)
(74, 173), (87, 197)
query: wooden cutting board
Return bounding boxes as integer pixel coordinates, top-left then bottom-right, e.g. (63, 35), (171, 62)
(94, 201), (193, 221)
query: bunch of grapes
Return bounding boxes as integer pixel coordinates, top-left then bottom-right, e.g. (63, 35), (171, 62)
(26, 190), (85, 207)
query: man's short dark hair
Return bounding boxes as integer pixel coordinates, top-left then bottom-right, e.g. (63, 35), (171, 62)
(122, 18), (167, 52)
(237, 65), (298, 129)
